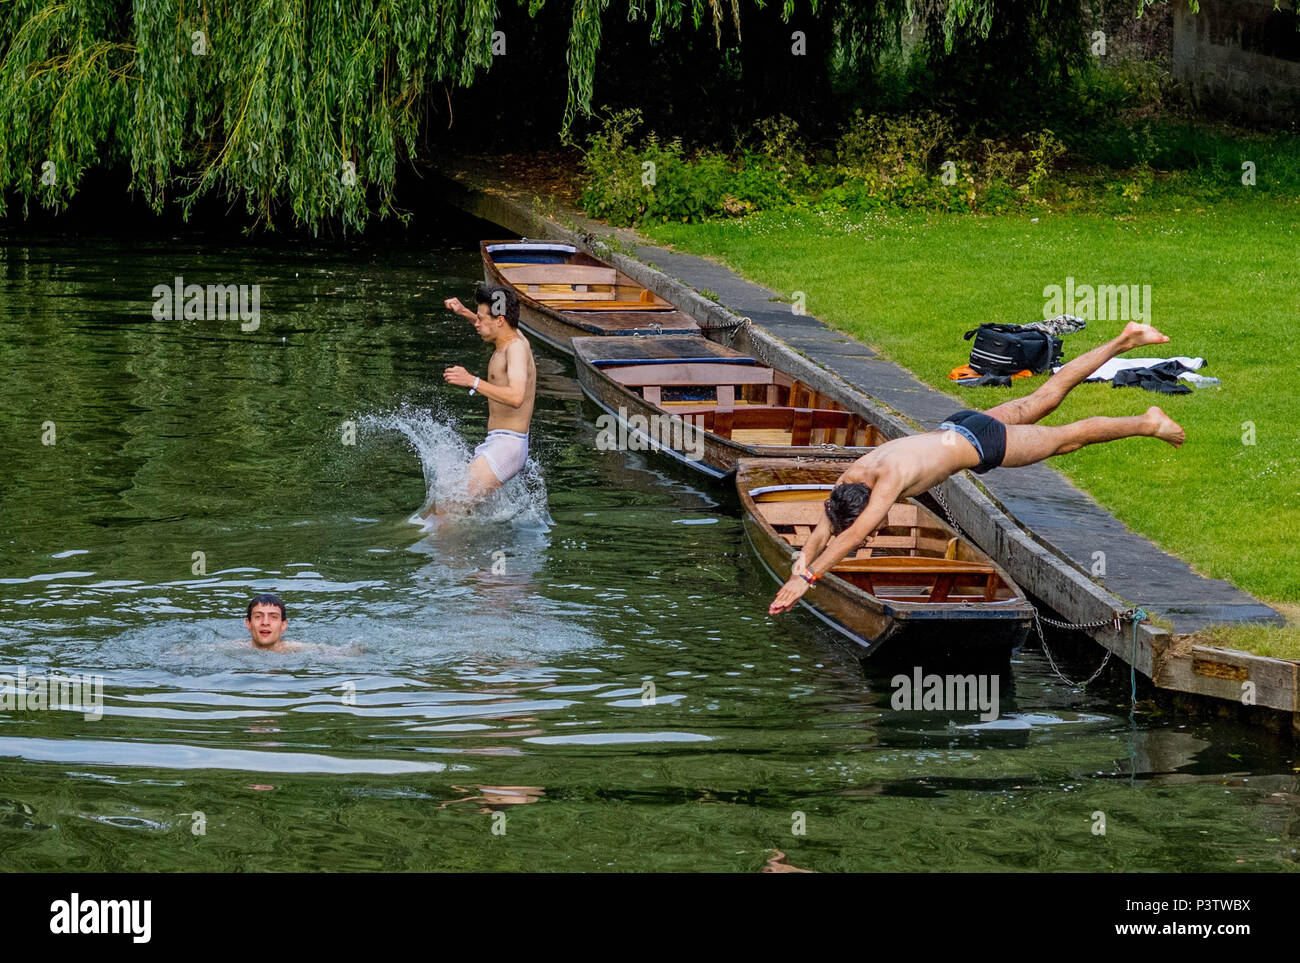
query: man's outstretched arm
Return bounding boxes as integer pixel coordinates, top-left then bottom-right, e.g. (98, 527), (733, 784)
(769, 482), (901, 614)
(793, 515), (833, 577)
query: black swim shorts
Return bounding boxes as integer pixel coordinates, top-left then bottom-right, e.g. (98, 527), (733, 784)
(939, 409), (1007, 474)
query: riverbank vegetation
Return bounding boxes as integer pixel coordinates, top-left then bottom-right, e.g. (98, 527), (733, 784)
(579, 72), (1300, 226)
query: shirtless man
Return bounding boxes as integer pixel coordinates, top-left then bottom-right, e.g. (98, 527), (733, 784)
(769, 322), (1186, 615)
(426, 284), (537, 515)
(238, 594), (359, 654)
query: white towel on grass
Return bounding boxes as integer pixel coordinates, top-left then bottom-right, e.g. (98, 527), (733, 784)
(1053, 356), (1207, 383)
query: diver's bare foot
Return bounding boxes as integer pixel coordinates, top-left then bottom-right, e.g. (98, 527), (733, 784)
(1146, 406), (1185, 448)
(1122, 322), (1170, 350)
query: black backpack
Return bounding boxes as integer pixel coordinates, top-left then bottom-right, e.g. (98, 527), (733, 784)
(963, 323), (1063, 376)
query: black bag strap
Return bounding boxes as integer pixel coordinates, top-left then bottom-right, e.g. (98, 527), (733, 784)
(964, 322), (1031, 340)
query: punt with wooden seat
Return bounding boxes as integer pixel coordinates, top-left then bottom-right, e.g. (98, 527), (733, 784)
(737, 457), (1034, 661)
(482, 240), (700, 354)
(573, 335), (885, 478)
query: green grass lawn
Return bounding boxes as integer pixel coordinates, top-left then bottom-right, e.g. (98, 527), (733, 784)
(640, 200), (1300, 620)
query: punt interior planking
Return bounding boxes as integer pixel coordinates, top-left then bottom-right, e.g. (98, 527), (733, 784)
(482, 240), (700, 353)
(573, 335), (885, 477)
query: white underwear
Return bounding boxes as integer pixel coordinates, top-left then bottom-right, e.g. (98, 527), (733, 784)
(473, 429), (529, 483)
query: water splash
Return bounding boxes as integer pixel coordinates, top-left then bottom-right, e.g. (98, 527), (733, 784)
(359, 404), (551, 530)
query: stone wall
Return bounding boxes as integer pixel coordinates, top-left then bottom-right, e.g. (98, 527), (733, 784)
(1172, 0), (1300, 124)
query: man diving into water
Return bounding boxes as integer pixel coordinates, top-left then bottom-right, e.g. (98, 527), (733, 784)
(424, 284), (537, 516)
(769, 322), (1186, 615)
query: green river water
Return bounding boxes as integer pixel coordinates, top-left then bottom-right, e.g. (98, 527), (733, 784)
(0, 225), (1297, 872)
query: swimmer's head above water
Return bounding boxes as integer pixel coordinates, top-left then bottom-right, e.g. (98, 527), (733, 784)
(245, 593), (288, 648)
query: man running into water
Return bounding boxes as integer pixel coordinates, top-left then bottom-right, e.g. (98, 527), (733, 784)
(769, 322), (1186, 615)
(425, 284), (537, 516)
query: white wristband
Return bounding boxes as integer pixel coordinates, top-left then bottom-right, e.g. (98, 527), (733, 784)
(469, 376), (480, 396)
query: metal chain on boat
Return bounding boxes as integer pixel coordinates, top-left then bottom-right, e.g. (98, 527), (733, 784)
(701, 314), (749, 341)
(736, 319), (773, 366)
(1032, 609), (1115, 687)
(704, 315), (773, 366)
(1038, 610), (1131, 632)
(721, 317), (749, 346)
(929, 485), (963, 535)
(1031, 606), (1148, 689)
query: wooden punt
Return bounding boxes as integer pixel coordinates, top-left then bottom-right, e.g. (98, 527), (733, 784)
(482, 240), (700, 354)
(738, 458), (1033, 661)
(573, 335), (885, 479)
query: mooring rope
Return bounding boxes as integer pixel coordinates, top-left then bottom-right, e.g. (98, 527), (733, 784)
(1130, 611), (1142, 706)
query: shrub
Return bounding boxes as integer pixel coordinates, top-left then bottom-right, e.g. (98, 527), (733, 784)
(730, 156), (797, 210)
(580, 108), (649, 226)
(1025, 130), (1066, 196)
(835, 109), (953, 182)
(641, 141), (732, 223)
(751, 115), (809, 179)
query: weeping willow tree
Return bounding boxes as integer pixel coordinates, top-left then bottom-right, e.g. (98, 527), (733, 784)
(0, 0), (1041, 232)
